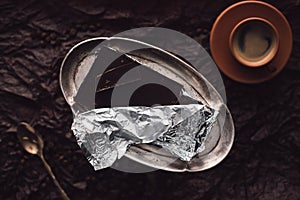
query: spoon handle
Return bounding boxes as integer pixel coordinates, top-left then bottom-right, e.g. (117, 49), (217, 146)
(40, 154), (70, 200)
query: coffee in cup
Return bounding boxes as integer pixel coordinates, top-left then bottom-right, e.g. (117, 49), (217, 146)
(229, 17), (279, 67)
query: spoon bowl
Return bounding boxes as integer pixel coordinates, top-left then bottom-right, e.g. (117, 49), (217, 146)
(17, 122), (42, 155)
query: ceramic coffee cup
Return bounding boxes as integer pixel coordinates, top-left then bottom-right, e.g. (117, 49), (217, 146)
(210, 1), (293, 84)
(229, 17), (279, 68)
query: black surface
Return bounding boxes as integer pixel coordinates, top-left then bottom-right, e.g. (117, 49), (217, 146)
(0, 0), (300, 199)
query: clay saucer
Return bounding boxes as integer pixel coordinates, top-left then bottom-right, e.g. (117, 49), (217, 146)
(210, 1), (293, 84)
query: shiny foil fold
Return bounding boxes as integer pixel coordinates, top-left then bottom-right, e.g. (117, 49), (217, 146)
(72, 102), (218, 170)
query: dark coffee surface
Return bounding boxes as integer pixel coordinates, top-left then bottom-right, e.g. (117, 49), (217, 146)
(1, 0), (300, 199)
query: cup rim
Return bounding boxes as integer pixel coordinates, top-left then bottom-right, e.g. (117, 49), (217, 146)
(229, 17), (279, 68)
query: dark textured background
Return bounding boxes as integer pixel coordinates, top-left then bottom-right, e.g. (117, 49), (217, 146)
(0, 0), (300, 199)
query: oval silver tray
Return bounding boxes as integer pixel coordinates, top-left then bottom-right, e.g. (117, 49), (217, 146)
(60, 37), (234, 172)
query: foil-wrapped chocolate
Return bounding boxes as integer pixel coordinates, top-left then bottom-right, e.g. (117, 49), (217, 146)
(72, 102), (218, 170)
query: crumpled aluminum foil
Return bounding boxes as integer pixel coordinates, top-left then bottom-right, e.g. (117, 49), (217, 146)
(71, 100), (218, 170)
